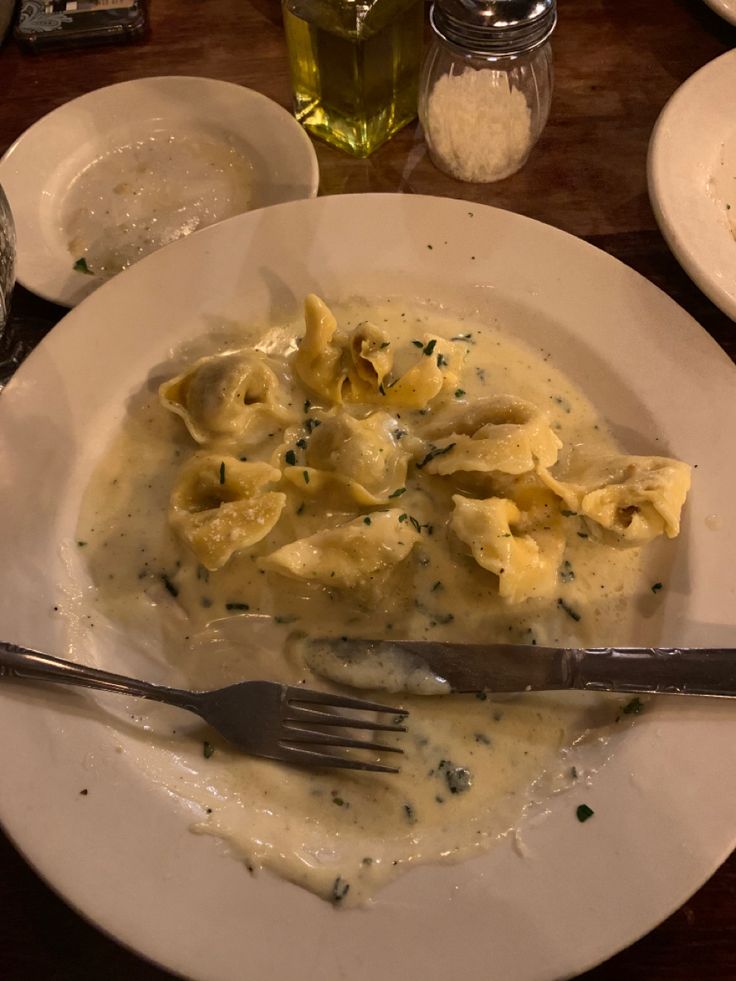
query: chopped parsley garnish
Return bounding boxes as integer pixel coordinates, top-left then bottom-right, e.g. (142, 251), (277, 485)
(77, 540), (87, 547)
(333, 796), (345, 806)
(417, 443), (456, 469)
(651, 582), (663, 593)
(398, 513), (408, 522)
(437, 353), (448, 368)
(409, 516), (421, 533)
(438, 759), (473, 795)
(378, 382), (386, 396)
(219, 461), (226, 485)
(388, 487), (406, 498)
(411, 339), (424, 348)
(331, 876), (350, 903)
(576, 803), (594, 823)
(304, 399), (311, 413)
(393, 428), (407, 440)
(622, 696), (644, 715)
(423, 339), (437, 357)
(454, 389), (465, 398)
(296, 438), (308, 449)
(557, 597), (581, 622)
(203, 741), (215, 759)
(559, 560), (575, 583)
(225, 602), (249, 611)
(305, 418), (321, 433)
(379, 341), (390, 349)
(363, 516), (372, 526)
(161, 574), (178, 598)
(73, 257), (93, 275)
(285, 449), (296, 466)
(577, 531), (589, 539)
(303, 470), (310, 484)
(561, 509), (577, 517)
(403, 803), (417, 824)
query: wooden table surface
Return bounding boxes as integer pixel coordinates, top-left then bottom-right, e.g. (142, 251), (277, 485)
(0, 0), (734, 978)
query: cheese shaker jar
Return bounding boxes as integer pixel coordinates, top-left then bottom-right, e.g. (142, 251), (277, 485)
(418, 0), (556, 182)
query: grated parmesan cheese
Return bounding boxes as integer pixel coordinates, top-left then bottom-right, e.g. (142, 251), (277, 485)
(425, 68), (533, 183)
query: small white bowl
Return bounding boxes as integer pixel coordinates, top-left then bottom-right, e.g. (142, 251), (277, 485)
(648, 50), (736, 321)
(0, 76), (319, 307)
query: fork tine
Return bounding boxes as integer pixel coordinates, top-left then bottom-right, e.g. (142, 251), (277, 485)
(275, 744), (400, 774)
(280, 725), (403, 754)
(285, 686), (408, 716)
(284, 704), (407, 732)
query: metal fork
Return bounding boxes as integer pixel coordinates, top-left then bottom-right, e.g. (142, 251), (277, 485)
(0, 641), (408, 773)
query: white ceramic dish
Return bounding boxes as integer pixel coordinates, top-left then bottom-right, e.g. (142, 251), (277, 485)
(648, 50), (736, 321)
(703, 0), (736, 25)
(0, 76), (318, 307)
(0, 194), (735, 981)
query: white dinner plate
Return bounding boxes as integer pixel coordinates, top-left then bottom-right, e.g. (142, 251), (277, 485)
(0, 194), (735, 981)
(648, 50), (736, 320)
(0, 76), (318, 307)
(703, 0), (736, 25)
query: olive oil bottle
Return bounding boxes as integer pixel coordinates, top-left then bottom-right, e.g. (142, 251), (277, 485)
(282, 0), (425, 158)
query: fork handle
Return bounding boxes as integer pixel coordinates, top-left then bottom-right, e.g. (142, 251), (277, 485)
(0, 641), (201, 712)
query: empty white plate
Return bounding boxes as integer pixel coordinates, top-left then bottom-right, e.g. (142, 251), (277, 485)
(0, 76), (319, 306)
(648, 50), (736, 320)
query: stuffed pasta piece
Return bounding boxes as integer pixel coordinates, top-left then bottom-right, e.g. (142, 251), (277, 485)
(417, 395), (561, 476)
(169, 455), (286, 571)
(451, 495), (564, 604)
(260, 509), (419, 589)
(281, 410), (412, 506)
(160, 350), (295, 445)
(539, 453), (691, 546)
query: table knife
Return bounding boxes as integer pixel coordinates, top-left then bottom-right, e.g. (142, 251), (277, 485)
(308, 638), (736, 697)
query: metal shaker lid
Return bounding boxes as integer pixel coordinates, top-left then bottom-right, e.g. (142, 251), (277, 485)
(430, 0), (557, 57)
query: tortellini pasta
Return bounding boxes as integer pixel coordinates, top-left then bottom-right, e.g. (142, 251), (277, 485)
(160, 350), (294, 445)
(260, 509), (419, 589)
(294, 295), (465, 409)
(293, 294), (348, 404)
(417, 395), (561, 476)
(451, 495), (564, 604)
(169, 455), (286, 571)
(282, 410), (411, 505)
(539, 454), (691, 545)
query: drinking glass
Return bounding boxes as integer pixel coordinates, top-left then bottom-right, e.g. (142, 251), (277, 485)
(0, 183), (15, 336)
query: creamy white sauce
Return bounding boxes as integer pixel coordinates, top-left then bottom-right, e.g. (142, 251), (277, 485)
(63, 131), (253, 277)
(76, 299), (652, 906)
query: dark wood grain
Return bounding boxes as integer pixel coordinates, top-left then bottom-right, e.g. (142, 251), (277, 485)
(0, 0), (734, 978)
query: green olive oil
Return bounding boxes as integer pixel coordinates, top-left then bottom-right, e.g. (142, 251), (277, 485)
(282, 0), (424, 158)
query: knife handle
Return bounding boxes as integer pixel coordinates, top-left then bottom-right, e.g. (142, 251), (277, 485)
(571, 648), (736, 698)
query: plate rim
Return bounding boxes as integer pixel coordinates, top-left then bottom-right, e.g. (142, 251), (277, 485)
(703, 0), (736, 26)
